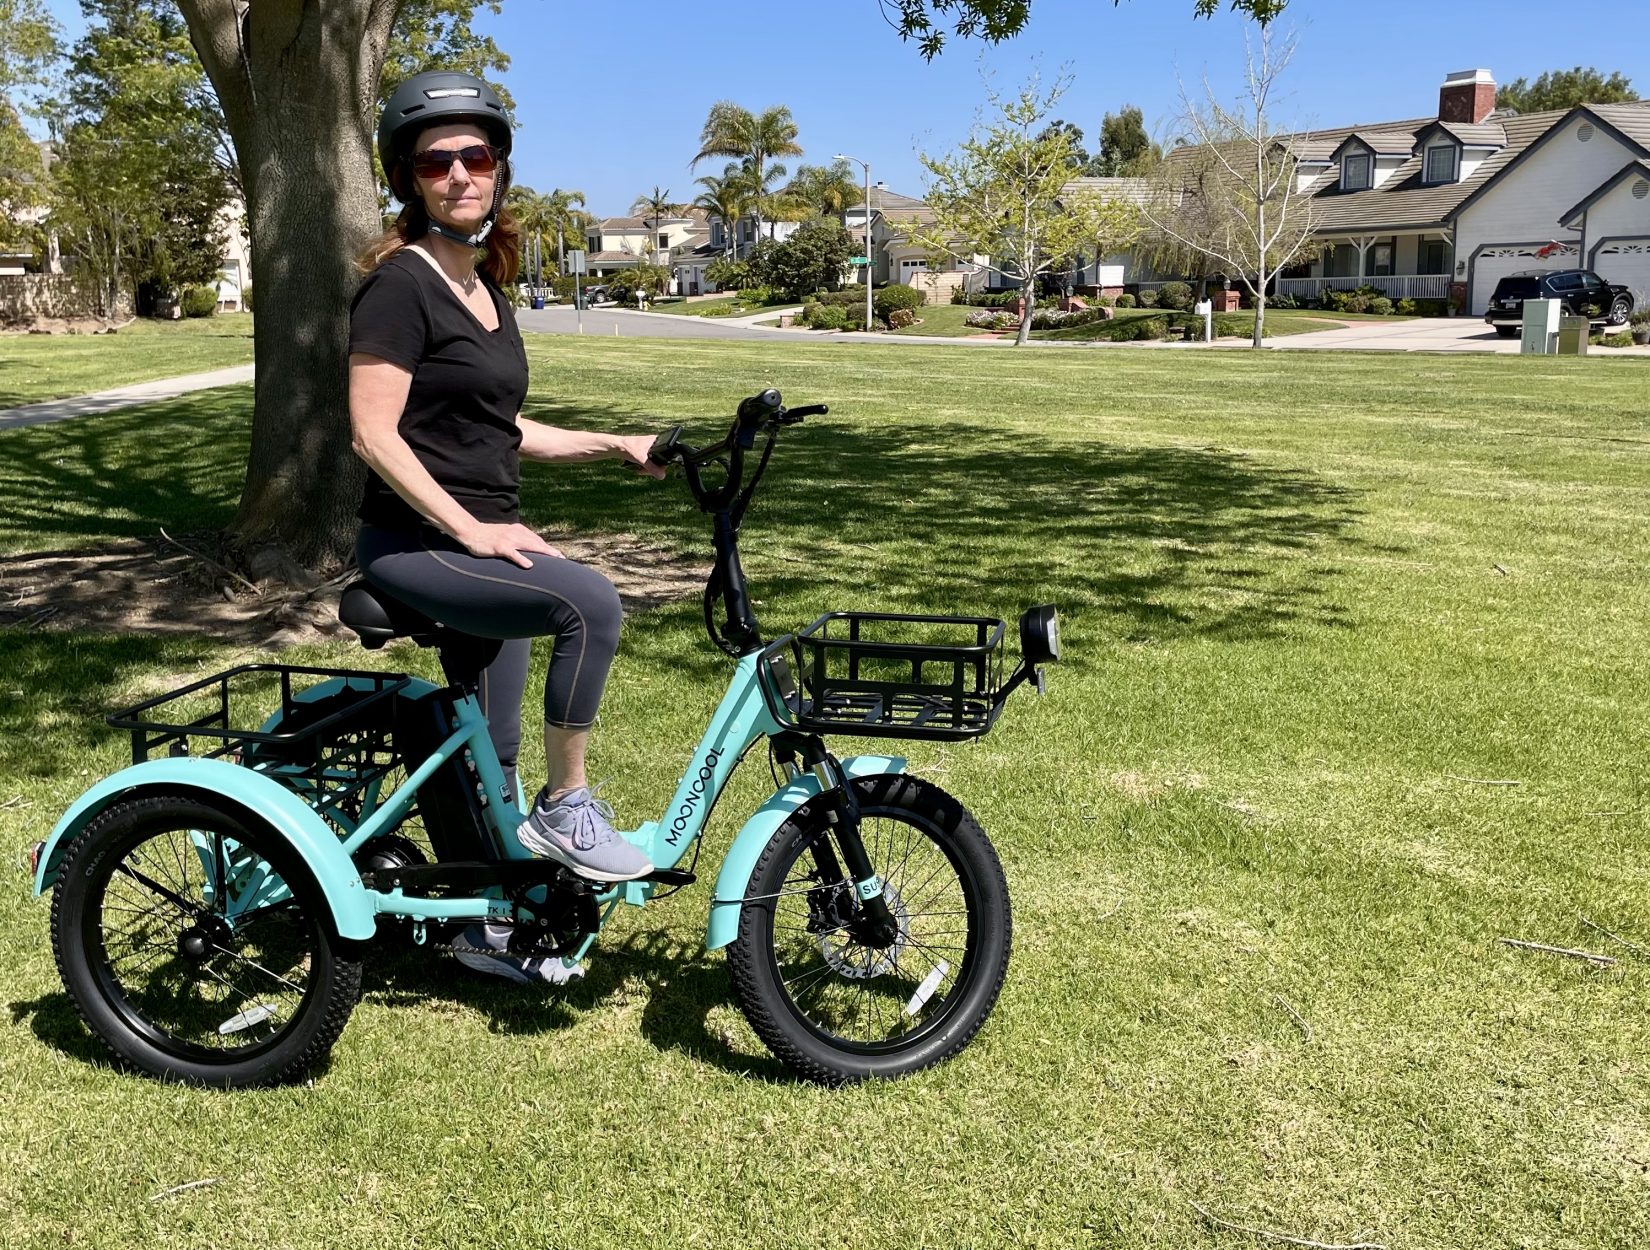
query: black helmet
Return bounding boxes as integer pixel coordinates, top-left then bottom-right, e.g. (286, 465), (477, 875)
(378, 71), (511, 185)
(378, 70), (511, 245)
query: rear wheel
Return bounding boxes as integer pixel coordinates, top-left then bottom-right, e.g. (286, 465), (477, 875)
(1495, 325), (1519, 338)
(50, 792), (361, 1087)
(727, 774), (1010, 1084)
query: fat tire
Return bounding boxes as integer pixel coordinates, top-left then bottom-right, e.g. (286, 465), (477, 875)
(50, 791), (362, 1088)
(726, 774), (1010, 1085)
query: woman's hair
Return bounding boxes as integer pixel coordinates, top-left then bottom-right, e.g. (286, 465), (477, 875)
(355, 149), (520, 286)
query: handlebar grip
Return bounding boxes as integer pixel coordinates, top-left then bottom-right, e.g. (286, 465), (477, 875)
(782, 404), (828, 422)
(647, 425), (684, 465)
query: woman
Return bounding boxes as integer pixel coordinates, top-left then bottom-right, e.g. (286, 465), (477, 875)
(349, 71), (658, 982)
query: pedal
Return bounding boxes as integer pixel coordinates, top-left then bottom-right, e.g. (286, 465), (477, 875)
(643, 868), (696, 887)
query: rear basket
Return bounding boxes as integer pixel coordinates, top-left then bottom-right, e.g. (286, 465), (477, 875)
(760, 611), (1008, 741)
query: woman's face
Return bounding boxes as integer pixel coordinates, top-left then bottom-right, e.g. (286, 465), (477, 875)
(411, 122), (498, 233)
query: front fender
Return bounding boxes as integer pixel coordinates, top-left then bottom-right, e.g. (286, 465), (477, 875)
(705, 755), (906, 951)
(32, 757), (377, 942)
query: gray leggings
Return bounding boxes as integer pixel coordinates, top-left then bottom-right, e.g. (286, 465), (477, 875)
(356, 525), (624, 794)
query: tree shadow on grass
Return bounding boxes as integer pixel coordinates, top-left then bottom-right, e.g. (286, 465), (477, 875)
(524, 398), (1373, 649)
(359, 925), (787, 1079)
(0, 389), (250, 553)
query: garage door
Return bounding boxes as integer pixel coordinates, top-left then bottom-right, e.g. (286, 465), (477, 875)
(1470, 243), (1578, 314)
(898, 258), (929, 284)
(1593, 239), (1650, 309)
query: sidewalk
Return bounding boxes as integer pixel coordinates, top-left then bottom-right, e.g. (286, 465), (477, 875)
(0, 364), (256, 431)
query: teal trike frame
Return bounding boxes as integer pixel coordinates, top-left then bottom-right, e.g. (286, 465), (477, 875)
(33, 387), (1057, 1086)
(32, 656), (907, 962)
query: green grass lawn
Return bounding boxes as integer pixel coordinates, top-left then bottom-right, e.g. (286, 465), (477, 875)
(0, 314), (254, 407)
(3, 340), (1649, 1248)
(886, 305), (1400, 341)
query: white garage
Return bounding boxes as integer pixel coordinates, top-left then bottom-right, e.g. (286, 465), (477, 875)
(1468, 243), (1577, 314)
(1591, 238), (1650, 307)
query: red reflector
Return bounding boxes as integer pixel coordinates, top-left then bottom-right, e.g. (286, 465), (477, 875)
(29, 841), (45, 877)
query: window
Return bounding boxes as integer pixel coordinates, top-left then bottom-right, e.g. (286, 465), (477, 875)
(1424, 145), (1457, 183)
(1341, 153), (1370, 191)
(1420, 240), (1449, 275)
(658, 233), (669, 249)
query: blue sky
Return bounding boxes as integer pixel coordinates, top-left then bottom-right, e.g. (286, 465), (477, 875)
(39, 0), (1650, 216)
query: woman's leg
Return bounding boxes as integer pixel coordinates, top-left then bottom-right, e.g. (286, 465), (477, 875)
(478, 638), (531, 804)
(356, 526), (643, 878)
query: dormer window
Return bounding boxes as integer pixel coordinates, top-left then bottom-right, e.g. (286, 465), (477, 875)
(1341, 153), (1371, 191)
(1424, 144), (1458, 184)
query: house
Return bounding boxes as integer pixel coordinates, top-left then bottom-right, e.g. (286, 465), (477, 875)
(667, 214), (802, 295)
(844, 184), (987, 301)
(215, 200), (251, 312)
(1222, 69), (1650, 314)
(1063, 177), (1155, 293)
(582, 214), (702, 277)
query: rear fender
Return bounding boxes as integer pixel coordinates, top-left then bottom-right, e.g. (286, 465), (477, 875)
(32, 757), (376, 941)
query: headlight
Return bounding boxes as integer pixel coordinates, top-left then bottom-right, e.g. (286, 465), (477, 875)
(1018, 604), (1060, 666)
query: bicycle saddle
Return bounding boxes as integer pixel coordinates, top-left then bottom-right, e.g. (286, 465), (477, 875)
(338, 579), (441, 649)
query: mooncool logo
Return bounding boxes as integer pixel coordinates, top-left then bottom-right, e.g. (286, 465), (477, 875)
(666, 747), (724, 846)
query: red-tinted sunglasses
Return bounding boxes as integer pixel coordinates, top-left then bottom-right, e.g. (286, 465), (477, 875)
(410, 144), (501, 179)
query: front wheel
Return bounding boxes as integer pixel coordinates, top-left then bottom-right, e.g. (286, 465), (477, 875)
(727, 775), (1010, 1084)
(1607, 295), (1632, 327)
(50, 791), (362, 1087)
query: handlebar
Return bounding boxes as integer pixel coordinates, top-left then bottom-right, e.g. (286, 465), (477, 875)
(645, 391), (826, 511)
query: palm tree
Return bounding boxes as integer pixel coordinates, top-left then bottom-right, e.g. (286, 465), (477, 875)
(692, 164), (754, 258)
(782, 160), (859, 219)
(629, 185), (685, 261)
(692, 101), (803, 242)
(545, 187), (592, 272)
(506, 185), (556, 283)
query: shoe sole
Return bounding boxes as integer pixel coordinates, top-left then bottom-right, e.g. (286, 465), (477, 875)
(452, 947), (539, 984)
(517, 831), (655, 882)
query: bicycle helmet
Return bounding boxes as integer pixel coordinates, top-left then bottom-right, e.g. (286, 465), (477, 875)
(378, 70), (512, 246)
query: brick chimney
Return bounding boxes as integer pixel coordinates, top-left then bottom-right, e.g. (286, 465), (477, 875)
(1440, 69), (1496, 124)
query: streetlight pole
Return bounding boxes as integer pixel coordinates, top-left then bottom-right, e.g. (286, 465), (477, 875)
(836, 152), (873, 332)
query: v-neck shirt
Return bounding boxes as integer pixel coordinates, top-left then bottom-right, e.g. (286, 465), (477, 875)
(349, 248), (530, 531)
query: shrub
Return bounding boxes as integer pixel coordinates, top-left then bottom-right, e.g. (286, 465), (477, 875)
(1601, 330), (1634, 348)
(181, 285), (218, 318)
(1030, 306), (1112, 330)
(1369, 296), (1394, 317)
(802, 302), (848, 330)
(241, 283), (253, 312)
(952, 290), (1021, 307)
(1629, 307), (1650, 327)
(816, 288), (870, 309)
(873, 283), (925, 321)
(1137, 288), (1159, 308)
(1270, 293), (1301, 310)
(1115, 293), (1136, 308)
(706, 257), (757, 291)
(887, 307), (917, 329)
(964, 309), (1018, 331)
(1156, 281), (1193, 311)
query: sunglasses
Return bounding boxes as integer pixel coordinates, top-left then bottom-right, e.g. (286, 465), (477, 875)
(410, 144), (501, 179)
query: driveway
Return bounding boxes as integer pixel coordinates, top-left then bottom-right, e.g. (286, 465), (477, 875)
(1274, 318), (1522, 353)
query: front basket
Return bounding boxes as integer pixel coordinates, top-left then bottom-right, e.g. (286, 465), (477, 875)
(759, 611), (1009, 742)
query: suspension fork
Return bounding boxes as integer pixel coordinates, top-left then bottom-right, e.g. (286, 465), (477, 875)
(778, 733), (900, 947)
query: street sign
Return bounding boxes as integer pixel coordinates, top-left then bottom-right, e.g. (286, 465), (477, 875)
(849, 256), (869, 265)
(566, 249), (587, 275)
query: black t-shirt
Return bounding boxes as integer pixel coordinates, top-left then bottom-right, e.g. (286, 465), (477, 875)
(349, 249), (530, 531)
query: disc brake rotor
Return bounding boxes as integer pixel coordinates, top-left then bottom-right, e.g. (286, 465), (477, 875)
(817, 884), (909, 979)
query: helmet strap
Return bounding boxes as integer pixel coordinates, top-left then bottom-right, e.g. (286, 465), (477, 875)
(420, 175), (501, 249)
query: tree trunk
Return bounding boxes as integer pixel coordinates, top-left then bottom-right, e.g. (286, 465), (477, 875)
(1016, 273), (1034, 346)
(180, 0), (397, 572)
(1252, 290), (1265, 348)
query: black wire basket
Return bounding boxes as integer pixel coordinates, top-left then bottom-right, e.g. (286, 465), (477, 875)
(106, 664), (412, 798)
(759, 611), (1010, 742)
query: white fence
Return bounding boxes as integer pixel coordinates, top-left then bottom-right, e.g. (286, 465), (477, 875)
(1275, 274), (1452, 301)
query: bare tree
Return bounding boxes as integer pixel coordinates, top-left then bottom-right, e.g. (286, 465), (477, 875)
(1142, 22), (1316, 347)
(903, 73), (1142, 346)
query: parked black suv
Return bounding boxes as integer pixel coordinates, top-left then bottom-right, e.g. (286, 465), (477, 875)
(1484, 269), (1634, 337)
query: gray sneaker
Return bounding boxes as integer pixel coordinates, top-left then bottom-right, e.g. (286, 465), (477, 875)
(450, 923), (586, 986)
(516, 783), (654, 881)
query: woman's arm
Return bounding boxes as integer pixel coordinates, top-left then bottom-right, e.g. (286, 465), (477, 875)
(349, 353), (561, 568)
(517, 417), (665, 478)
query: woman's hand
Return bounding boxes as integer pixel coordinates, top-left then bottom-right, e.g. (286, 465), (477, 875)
(457, 521), (565, 569)
(614, 433), (667, 480)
